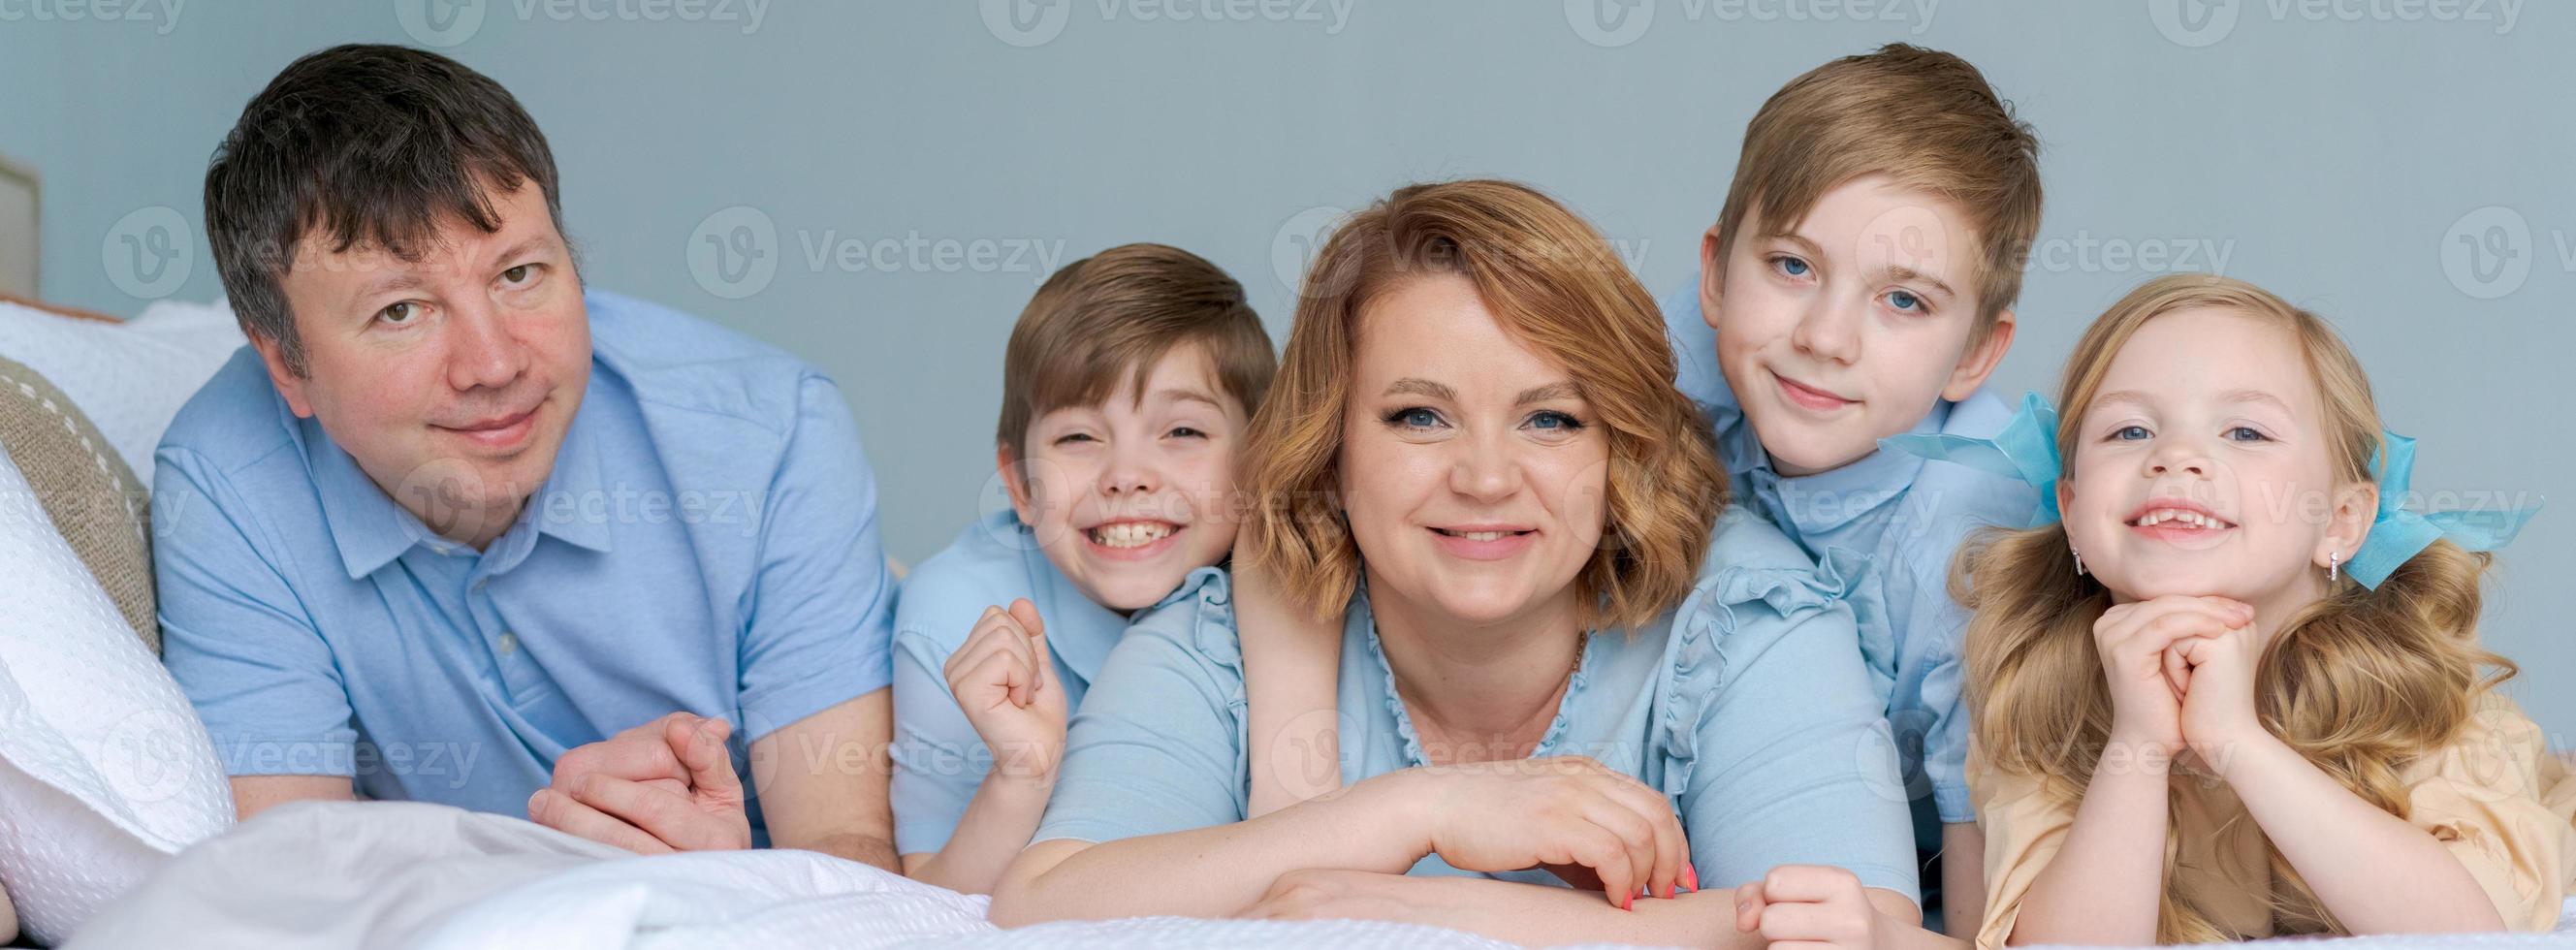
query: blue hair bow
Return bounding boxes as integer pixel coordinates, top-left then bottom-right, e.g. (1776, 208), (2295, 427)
(2343, 432), (2541, 587)
(1876, 393), (2541, 588)
(1879, 391), (2063, 527)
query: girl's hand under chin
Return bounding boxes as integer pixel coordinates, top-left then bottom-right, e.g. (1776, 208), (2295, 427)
(2170, 612), (2270, 768)
(2091, 594), (2254, 756)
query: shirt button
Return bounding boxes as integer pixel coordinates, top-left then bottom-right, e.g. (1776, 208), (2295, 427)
(497, 632), (520, 655)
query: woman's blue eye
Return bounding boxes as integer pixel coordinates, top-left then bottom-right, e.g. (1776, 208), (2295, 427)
(1888, 290), (1923, 313)
(1526, 411), (1584, 432)
(1387, 407), (1443, 429)
(1774, 255), (1812, 277)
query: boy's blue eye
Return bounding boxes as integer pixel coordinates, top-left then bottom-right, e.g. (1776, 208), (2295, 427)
(1888, 290), (1923, 313)
(1774, 255), (1812, 277)
(2111, 425), (2150, 441)
(1055, 432), (1097, 445)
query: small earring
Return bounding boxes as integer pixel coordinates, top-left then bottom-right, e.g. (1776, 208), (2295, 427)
(2072, 544), (2087, 576)
(2329, 550), (2339, 583)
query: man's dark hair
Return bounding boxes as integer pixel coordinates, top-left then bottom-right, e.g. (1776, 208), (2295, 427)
(205, 44), (565, 375)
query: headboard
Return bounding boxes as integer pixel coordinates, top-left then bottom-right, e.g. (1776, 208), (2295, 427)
(0, 152), (35, 299)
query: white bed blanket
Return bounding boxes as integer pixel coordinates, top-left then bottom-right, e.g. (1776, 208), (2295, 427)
(64, 801), (2576, 949)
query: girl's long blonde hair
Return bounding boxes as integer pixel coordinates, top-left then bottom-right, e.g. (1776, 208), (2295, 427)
(1959, 273), (2516, 941)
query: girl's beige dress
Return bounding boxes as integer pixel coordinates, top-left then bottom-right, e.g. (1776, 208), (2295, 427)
(1973, 693), (2576, 947)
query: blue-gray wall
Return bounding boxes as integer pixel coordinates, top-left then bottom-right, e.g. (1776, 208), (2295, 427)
(6, 1), (2569, 736)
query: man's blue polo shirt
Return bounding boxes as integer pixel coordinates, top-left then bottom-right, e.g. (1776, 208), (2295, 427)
(152, 290), (896, 839)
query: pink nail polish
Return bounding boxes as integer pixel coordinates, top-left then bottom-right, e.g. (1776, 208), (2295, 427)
(1622, 892), (1634, 912)
(1683, 864), (1700, 893)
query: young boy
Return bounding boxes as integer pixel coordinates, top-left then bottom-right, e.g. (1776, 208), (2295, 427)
(1239, 45), (2044, 939)
(889, 243), (1275, 895)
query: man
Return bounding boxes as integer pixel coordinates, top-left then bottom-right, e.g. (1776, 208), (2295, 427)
(157, 44), (896, 868)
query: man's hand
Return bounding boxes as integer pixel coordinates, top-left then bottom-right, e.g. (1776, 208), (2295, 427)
(531, 712), (751, 853)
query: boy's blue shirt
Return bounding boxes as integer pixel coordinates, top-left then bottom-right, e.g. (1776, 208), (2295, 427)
(1662, 276), (2041, 827)
(887, 508), (1152, 855)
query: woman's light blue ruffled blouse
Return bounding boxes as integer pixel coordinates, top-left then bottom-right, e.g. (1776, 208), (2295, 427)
(1034, 506), (1923, 900)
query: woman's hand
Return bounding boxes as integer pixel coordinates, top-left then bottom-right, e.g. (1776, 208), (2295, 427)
(942, 599), (1067, 784)
(2091, 595), (2251, 757)
(1398, 755), (1695, 909)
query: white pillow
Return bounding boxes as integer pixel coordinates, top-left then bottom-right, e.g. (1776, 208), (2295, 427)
(0, 448), (234, 944)
(0, 299), (247, 479)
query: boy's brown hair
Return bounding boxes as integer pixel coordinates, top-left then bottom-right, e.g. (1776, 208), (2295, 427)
(997, 243), (1275, 462)
(1715, 44), (2043, 347)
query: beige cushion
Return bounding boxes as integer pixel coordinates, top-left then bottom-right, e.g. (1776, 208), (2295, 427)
(0, 353), (155, 652)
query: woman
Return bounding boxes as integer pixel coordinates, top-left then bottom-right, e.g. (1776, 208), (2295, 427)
(989, 180), (1919, 945)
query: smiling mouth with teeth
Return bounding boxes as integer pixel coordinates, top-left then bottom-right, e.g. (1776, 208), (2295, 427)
(2129, 508), (2236, 530)
(1088, 522), (1181, 549)
(1433, 528), (1533, 542)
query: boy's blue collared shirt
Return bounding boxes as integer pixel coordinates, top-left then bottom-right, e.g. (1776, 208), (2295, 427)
(153, 290), (898, 840)
(887, 509), (1150, 855)
(1661, 276), (2039, 826)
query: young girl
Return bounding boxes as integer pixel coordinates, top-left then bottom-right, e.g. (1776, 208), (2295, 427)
(1957, 273), (2573, 945)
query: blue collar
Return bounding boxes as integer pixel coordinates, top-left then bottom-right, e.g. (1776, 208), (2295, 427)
(1726, 398), (1946, 537)
(1015, 517), (1130, 681)
(304, 376), (614, 580)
